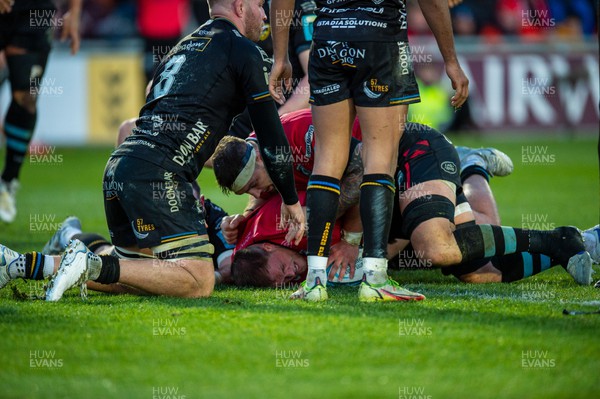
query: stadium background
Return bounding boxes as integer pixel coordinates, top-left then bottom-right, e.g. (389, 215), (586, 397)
(0, 0), (597, 144)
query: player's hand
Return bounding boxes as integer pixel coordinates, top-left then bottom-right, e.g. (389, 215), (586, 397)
(327, 241), (359, 282)
(221, 214), (246, 245)
(60, 9), (81, 55)
(446, 61), (469, 109)
(280, 201), (305, 246)
(269, 59), (293, 105)
(448, 0), (463, 8)
(0, 0), (13, 14)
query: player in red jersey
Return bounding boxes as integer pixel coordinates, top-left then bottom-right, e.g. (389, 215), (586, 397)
(214, 110), (594, 291)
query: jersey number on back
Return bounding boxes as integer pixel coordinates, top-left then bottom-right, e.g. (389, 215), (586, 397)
(153, 54), (186, 99)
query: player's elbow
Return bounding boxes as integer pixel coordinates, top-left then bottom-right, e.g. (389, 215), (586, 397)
(117, 118), (137, 147)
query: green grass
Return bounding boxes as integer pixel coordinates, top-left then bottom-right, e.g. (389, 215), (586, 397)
(0, 137), (599, 399)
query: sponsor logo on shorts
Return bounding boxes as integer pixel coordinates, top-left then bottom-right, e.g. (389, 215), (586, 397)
(441, 161), (457, 174)
(313, 83), (341, 95)
(103, 180), (123, 200)
(316, 42), (366, 65)
(132, 219), (155, 240)
(398, 42), (412, 76)
(363, 78), (389, 99)
(152, 172), (185, 213)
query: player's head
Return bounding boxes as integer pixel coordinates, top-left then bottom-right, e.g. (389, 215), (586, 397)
(213, 136), (275, 199)
(241, 0), (266, 42)
(231, 243), (307, 287)
(208, 0), (266, 42)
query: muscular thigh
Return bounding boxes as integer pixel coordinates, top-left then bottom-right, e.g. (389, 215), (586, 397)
(309, 40), (420, 108)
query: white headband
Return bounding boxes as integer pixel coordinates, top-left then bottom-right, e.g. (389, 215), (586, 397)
(230, 144), (257, 192)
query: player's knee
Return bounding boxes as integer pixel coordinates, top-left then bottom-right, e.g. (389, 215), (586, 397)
(408, 234), (459, 267)
(178, 259), (215, 298)
(13, 90), (37, 114)
(403, 194), (460, 266)
(423, 245), (461, 267)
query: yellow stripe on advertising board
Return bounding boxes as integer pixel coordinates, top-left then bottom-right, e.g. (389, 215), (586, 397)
(88, 54), (144, 144)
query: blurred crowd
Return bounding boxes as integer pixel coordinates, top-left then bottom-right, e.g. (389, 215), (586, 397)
(65, 0), (597, 42)
(411, 0), (598, 41)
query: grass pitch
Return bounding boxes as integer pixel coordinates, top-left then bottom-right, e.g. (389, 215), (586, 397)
(0, 136), (599, 399)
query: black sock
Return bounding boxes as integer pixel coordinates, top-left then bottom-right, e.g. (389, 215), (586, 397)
(95, 256), (120, 284)
(453, 224), (531, 262)
(453, 225), (582, 266)
(360, 174), (395, 259)
(23, 252), (46, 280)
(72, 233), (111, 254)
(306, 175), (340, 257)
(491, 253), (557, 282)
(2, 101), (36, 182)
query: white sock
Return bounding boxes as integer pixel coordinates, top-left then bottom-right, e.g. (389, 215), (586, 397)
(363, 257), (388, 285)
(307, 256), (328, 287)
(42, 255), (56, 278)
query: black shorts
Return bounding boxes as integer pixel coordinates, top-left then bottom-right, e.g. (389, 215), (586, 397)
(396, 133), (462, 193)
(389, 133), (462, 240)
(103, 156), (214, 260)
(204, 198), (235, 266)
(308, 40), (420, 107)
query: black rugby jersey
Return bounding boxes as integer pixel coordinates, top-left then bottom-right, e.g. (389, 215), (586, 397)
(312, 0), (408, 42)
(113, 18), (275, 180)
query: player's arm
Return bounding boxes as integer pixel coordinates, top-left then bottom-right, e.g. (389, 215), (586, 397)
(277, 51), (309, 115)
(417, 0), (468, 108)
(276, 5), (314, 115)
(61, 0), (82, 55)
(269, 0), (295, 103)
(247, 101), (304, 244)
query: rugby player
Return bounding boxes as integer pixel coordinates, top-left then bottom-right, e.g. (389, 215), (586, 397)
(228, 192), (600, 288)
(0, 0), (81, 223)
(36, 196), (236, 287)
(269, 0), (469, 302)
(0, 0), (305, 300)
(118, 0), (316, 151)
(213, 110), (596, 292)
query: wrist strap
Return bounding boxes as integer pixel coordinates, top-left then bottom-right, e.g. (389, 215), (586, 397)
(341, 230), (363, 246)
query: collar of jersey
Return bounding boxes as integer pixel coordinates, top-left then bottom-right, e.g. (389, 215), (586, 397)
(212, 17), (239, 32)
